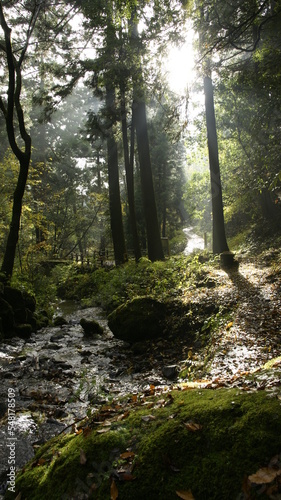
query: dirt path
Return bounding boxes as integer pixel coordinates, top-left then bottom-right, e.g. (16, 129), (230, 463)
(189, 259), (281, 385)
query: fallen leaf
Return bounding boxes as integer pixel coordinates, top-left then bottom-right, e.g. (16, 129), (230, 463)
(176, 489), (195, 499)
(83, 426), (92, 437)
(97, 428), (110, 434)
(184, 421), (202, 432)
(110, 478), (118, 500)
(118, 472), (136, 481)
(226, 321), (233, 330)
(248, 467), (281, 484)
(15, 493), (22, 500)
(141, 415), (156, 422)
(120, 451), (135, 460)
(37, 458), (46, 466)
(80, 449), (87, 465)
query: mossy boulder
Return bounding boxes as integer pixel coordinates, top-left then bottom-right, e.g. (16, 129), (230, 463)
(4, 286), (25, 309)
(0, 298), (15, 337)
(53, 316), (68, 327)
(80, 318), (104, 336)
(0, 286), (38, 339)
(12, 388), (281, 500)
(14, 323), (33, 339)
(108, 297), (167, 342)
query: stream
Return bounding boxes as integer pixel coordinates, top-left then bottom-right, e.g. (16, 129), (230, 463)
(0, 227), (205, 490)
(0, 303), (181, 486)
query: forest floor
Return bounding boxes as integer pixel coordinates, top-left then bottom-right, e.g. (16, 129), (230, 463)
(3, 248), (281, 499)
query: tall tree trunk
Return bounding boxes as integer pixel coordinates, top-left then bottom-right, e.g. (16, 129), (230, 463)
(0, 4), (36, 282)
(120, 85), (142, 261)
(106, 86), (127, 265)
(1, 156), (30, 279)
(134, 97), (164, 261)
(204, 76), (229, 254)
(129, 16), (164, 262)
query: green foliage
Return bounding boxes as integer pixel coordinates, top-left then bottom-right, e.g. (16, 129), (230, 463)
(53, 254), (216, 313)
(183, 171), (211, 233)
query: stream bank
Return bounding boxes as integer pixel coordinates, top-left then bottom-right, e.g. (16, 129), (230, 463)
(1, 245), (281, 498)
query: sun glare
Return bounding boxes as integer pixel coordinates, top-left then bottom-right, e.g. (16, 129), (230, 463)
(165, 30), (196, 94)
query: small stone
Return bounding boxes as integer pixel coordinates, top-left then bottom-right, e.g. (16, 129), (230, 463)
(162, 365), (178, 380)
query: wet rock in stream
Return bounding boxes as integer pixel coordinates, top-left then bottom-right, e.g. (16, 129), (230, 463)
(0, 305), (181, 483)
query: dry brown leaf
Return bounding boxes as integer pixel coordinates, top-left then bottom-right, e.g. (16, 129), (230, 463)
(110, 478), (118, 500)
(102, 420), (112, 427)
(184, 421), (202, 432)
(37, 458), (46, 466)
(176, 489), (195, 499)
(248, 467), (281, 484)
(15, 493), (22, 500)
(97, 428), (110, 434)
(120, 451), (135, 460)
(80, 449), (87, 465)
(83, 426), (92, 437)
(118, 472), (136, 481)
(141, 415), (156, 422)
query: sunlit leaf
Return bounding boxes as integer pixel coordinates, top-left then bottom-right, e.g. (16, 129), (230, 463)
(176, 489), (195, 499)
(248, 467), (281, 484)
(226, 322), (233, 330)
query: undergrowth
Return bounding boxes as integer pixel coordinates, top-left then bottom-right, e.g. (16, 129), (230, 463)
(52, 254), (219, 313)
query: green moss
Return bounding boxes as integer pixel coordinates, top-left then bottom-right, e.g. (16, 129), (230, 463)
(11, 388), (281, 500)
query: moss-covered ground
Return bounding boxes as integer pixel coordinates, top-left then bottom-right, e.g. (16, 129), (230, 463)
(10, 384), (281, 500)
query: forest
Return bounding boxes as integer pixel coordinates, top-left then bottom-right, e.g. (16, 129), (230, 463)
(0, 1), (281, 499)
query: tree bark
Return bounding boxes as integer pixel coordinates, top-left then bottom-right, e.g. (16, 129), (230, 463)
(134, 97), (164, 261)
(106, 86), (127, 265)
(120, 85), (142, 261)
(204, 75), (229, 254)
(0, 4), (33, 281)
(1, 156), (30, 280)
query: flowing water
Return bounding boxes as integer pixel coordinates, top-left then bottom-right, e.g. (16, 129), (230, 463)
(0, 304), (175, 484)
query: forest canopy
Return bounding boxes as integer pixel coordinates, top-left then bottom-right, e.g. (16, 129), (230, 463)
(0, 0), (280, 286)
